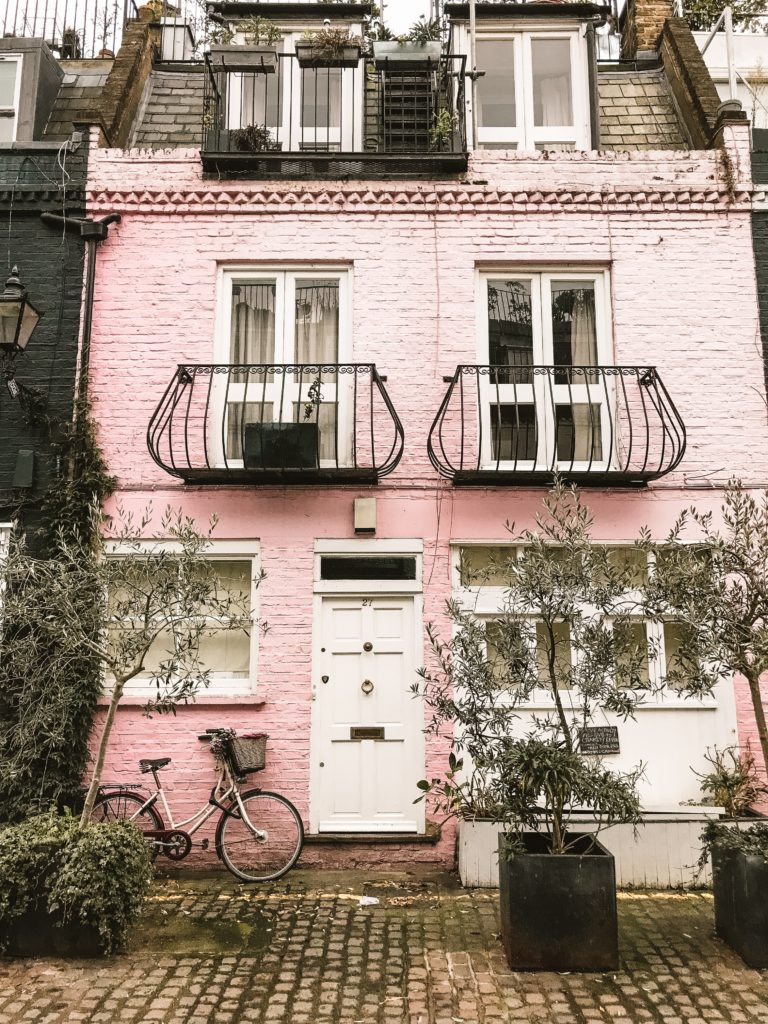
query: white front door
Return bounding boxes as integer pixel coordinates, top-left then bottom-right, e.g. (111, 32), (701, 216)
(313, 595), (424, 833)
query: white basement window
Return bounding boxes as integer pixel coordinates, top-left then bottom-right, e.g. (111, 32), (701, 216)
(0, 56), (22, 144)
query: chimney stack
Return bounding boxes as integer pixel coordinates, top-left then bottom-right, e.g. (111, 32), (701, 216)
(622, 0), (676, 60)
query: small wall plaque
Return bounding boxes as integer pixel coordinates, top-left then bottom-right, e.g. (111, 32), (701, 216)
(580, 726), (620, 755)
(350, 726), (385, 741)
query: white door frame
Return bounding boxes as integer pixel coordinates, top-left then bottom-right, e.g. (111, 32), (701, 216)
(309, 539), (425, 834)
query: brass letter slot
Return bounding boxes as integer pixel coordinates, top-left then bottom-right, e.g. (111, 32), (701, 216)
(350, 727), (385, 741)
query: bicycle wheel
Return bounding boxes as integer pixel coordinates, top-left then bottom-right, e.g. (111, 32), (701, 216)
(216, 789), (304, 882)
(91, 791), (164, 859)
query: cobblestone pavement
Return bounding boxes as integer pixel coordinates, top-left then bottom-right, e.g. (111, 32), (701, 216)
(1, 870), (767, 1024)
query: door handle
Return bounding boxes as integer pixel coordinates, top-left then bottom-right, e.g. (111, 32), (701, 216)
(361, 679), (374, 695)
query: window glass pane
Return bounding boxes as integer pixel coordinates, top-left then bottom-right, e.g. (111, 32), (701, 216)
(555, 404), (603, 463)
(488, 280), (533, 378)
(199, 629), (251, 677)
(226, 402), (275, 460)
(0, 60), (17, 107)
(476, 39), (516, 128)
(551, 281), (597, 367)
(614, 621), (650, 689)
(294, 279), (339, 363)
(292, 401), (338, 461)
(485, 618), (531, 685)
(531, 38), (573, 127)
(320, 557), (417, 580)
(302, 67), (341, 129)
(230, 283), (276, 363)
(663, 621), (692, 691)
(606, 547), (648, 587)
(491, 404), (537, 462)
(240, 67), (283, 130)
(535, 621), (572, 688)
(458, 545), (516, 586)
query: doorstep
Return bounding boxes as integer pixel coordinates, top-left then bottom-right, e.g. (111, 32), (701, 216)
(306, 822), (441, 846)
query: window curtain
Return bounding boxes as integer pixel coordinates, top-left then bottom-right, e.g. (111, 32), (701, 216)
(230, 284), (276, 364)
(562, 290), (601, 462)
(295, 282), (339, 363)
(538, 76), (571, 126)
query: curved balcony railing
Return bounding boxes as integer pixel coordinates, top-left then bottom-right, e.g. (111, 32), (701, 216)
(427, 365), (686, 486)
(147, 363), (404, 484)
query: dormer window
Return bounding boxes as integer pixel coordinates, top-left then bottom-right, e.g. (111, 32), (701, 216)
(0, 55), (21, 144)
(473, 30), (590, 151)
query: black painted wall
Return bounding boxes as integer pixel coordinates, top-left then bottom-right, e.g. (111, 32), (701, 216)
(0, 141), (88, 536)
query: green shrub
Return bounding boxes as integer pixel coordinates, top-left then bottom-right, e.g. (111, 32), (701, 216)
(0, 812), (152, 954)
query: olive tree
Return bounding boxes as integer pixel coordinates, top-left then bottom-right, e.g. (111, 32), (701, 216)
(415, 481), (718, 853)
(0, 506), (260, 825)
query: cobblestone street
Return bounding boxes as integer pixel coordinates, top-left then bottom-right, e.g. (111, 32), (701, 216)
(1, 871), (767, 1024)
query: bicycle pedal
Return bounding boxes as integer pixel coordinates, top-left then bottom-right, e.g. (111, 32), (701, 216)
(200, 838), (209, 851)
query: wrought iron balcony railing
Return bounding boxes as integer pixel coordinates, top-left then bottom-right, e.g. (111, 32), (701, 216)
(427, 365), (686, 486)
(147, 363), (404, 484)
(201, 53), (467, 178)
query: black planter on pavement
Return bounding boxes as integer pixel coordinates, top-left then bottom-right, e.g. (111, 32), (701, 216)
(712, 844), (768, 968)
(4, 907), (105, 957)
(498, 832), (619, 971)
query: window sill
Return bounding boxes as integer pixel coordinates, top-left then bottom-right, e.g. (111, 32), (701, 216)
(517, 698), (718, 712)
(99, 695), (267, 709)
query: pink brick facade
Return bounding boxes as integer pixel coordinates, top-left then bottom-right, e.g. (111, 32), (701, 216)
(86, 121), (768, 866)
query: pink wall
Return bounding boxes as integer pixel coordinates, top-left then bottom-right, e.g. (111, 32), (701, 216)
(87, 129), (767, 867)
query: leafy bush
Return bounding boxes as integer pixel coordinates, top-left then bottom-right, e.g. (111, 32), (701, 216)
(696, 745), (768, 818)
(700, 821), (768, 868)
(0, 812), (152, 954)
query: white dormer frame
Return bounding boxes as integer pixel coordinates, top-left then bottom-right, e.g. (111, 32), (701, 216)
(452, 19), (591, 152)
(0, 54), (23, 144)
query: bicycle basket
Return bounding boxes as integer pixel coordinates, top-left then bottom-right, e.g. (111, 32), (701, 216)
(227, 733), (267, 775)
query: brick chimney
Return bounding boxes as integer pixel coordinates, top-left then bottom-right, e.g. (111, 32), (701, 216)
(622, 0), (675, 59)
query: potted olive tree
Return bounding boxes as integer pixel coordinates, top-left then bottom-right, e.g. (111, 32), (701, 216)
(416, 481), (716, 971)
(208, 15), (282, 72)
(648, 483), (768, 967)
(296, 27), (362, 69)
(373, 16), (442, 70)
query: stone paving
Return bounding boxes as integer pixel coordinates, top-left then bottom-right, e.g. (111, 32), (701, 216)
(1, 870), (767, 1024)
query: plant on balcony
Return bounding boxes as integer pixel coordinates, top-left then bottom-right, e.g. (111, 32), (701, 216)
(296, 27), (363, 68)
(429, 109), (458, 152)
(414, 480), (716, 971)
(696, 745), (768, 819)
(373, 16), (442, 69)
(231, 124), (280, 153)
(208, 15), (281, 72)
(647, 481), (768, 966)
(684, 0), (768, 31)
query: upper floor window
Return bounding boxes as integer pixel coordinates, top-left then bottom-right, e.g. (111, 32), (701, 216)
(475, 32), (589, 151)
(0, 56), (21, 144)
(216, 268), (351, 467)
(479, 270), (610, 472)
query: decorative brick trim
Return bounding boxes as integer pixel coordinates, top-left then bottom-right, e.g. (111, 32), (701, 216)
(87, 185), (751, 213)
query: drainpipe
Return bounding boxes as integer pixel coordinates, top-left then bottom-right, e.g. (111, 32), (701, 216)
(40, 212), (121, 403)
(469, 0), (478, 150)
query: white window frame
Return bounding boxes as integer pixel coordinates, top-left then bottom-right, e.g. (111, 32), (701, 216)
(106, 539), (261, 700)
(477, 268), (613, 474)
(226, 30), (362, 152)
(214, 264), (353, 470)
(0, 54), (22, 144)
(452, 542), (718, 710)
(468, 26), (591, 151)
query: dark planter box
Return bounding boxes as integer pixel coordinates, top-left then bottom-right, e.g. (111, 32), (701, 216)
(3, 907), (105, 957)
(712, 844), (768, 968)
(208, 44), (278, 73)
(498, 832), (619, 971)
(243, 422), (319, 470)
(295, 43), (361, 68)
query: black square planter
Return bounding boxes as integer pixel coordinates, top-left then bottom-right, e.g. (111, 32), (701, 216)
(243, 422), (319, 470)
(498, 832), (619, 971)
(712, 844), (768, 968)
(3, 907), (105, 957)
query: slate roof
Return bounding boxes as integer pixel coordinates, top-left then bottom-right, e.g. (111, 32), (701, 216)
(131, 69), (204, 149)
(597, 68), (689, 151)
(43, 59), (113, 142)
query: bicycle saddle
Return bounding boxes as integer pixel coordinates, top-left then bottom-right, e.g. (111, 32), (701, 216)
(138, 757), (171, 773)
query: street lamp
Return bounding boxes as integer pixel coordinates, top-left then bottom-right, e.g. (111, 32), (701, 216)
(0, 266), (42, 356)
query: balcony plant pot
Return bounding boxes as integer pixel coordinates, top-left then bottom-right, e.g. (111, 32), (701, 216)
(373, 40), (442, 71)
(3, 906), (105, 957)
(712, 843), (768, 968)
(208, 44), (278, 73)
(243, 422), (319, 470)
(295, 42), (361, 69)
(498, 832), (619, 971)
